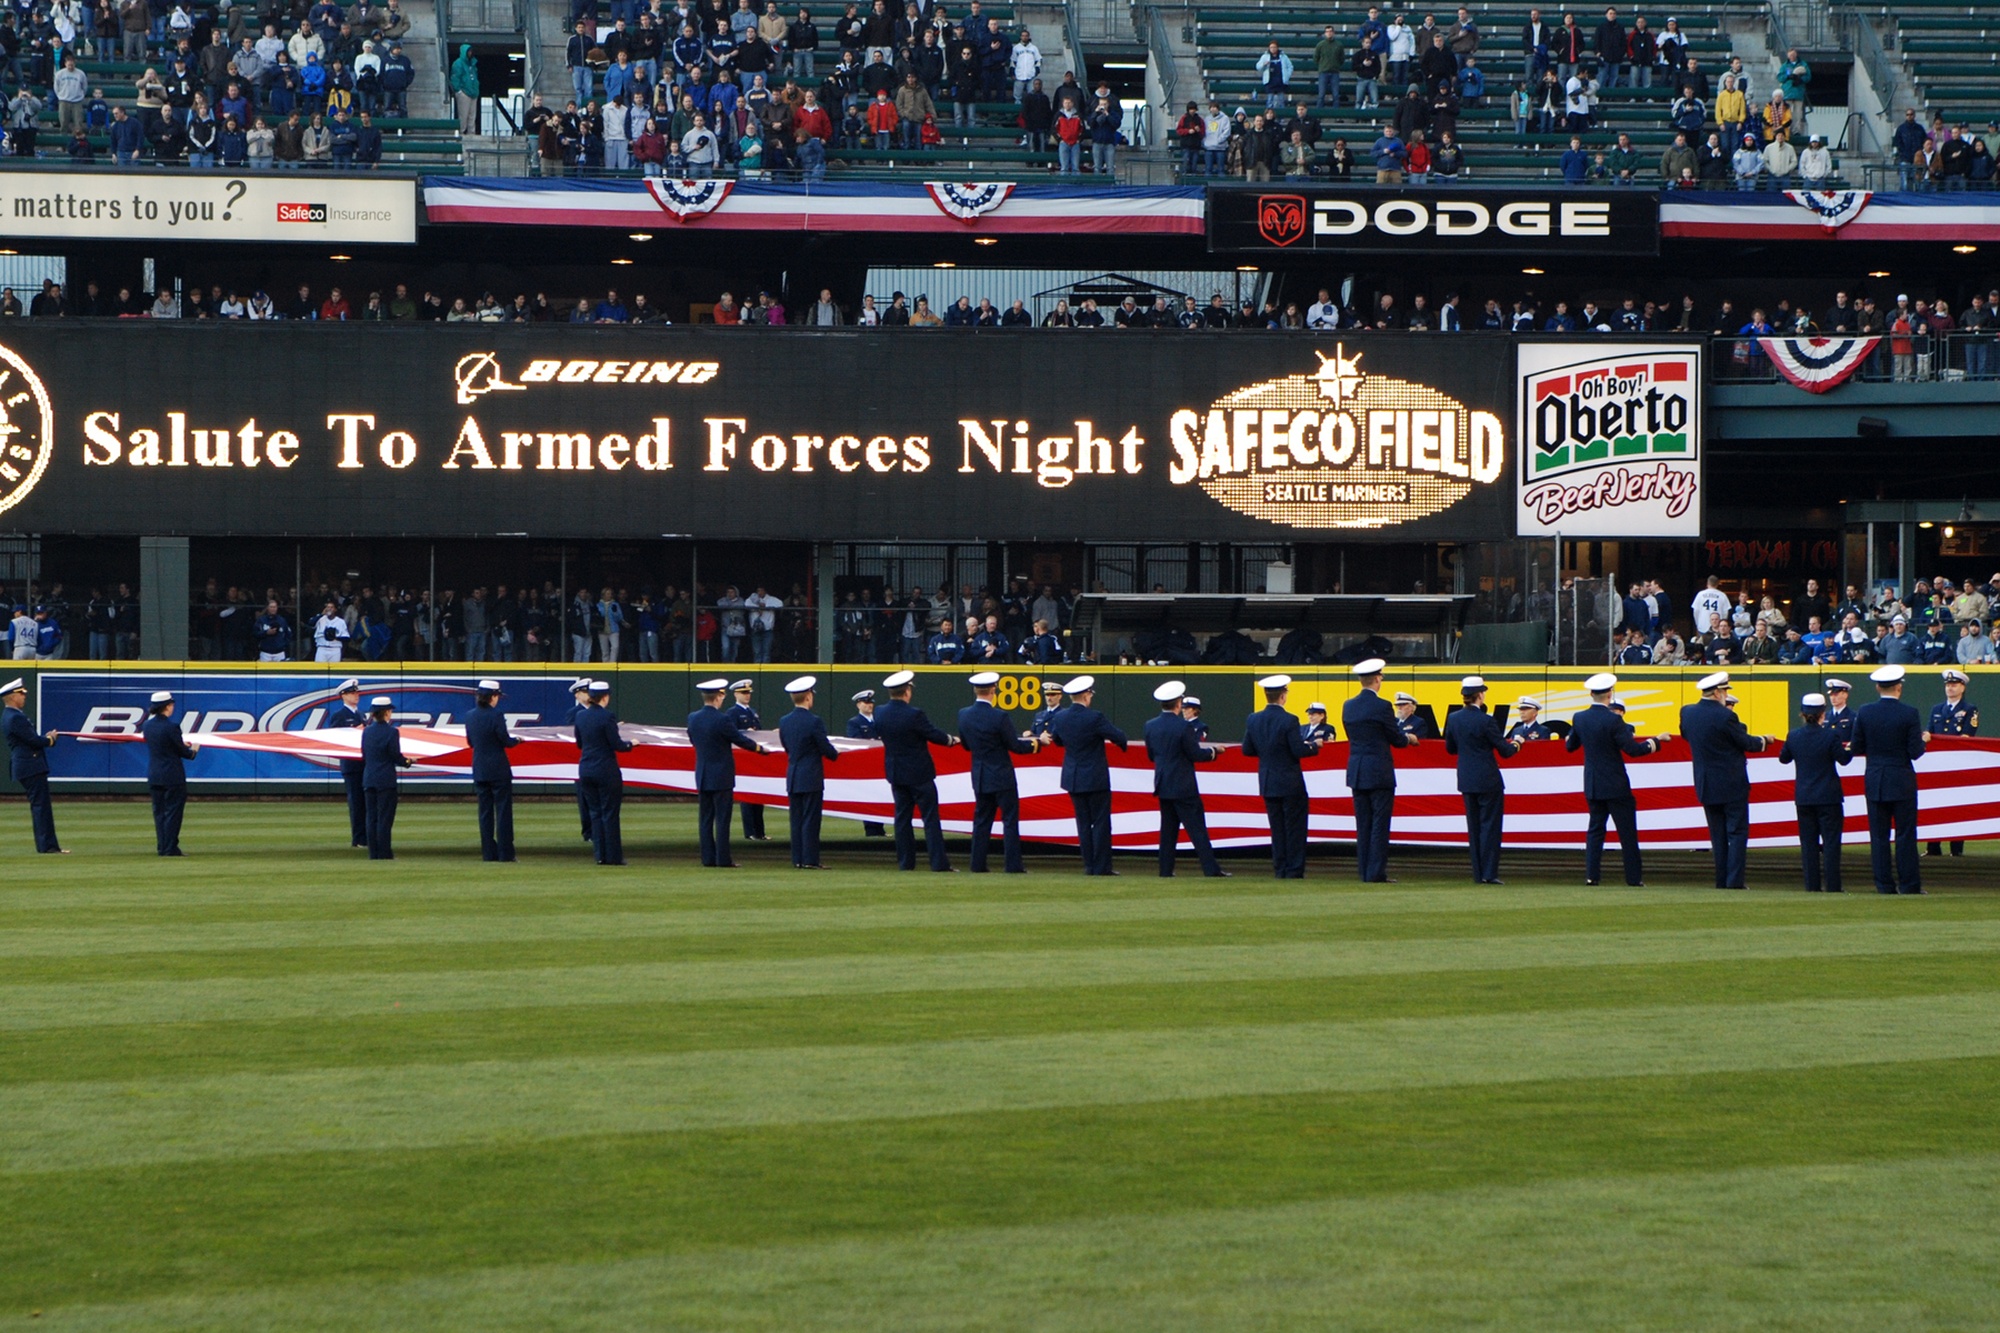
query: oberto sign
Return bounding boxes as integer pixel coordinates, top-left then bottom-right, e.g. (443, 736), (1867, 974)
(0, 171), (415, 243)
(1515, 342), (1704, 539)
(1206, 186), (1659, 254)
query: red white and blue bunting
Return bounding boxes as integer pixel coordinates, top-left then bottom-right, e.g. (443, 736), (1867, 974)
(1783, 189), (1872, 230)
(924, 181), (1015, 222)
(425, 178), (1205, 235)
(1758, 336), (1881, 393)
(643, 177), (735, 220)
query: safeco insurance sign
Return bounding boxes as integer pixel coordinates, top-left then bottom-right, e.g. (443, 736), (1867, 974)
(1515, 342), (1704, 540)
(0, 171), (416, 244)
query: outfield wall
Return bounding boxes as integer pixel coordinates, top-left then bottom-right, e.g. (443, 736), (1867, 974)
(2, 662), (1979, 796)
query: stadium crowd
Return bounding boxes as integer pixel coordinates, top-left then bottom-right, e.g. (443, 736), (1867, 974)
(1603, 574), (2000, 669)
(0, 575), (1097, 666)
(0, 0), (418, 165)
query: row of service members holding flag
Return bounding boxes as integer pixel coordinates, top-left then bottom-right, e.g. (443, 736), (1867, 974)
(0, 662), (1974, 889)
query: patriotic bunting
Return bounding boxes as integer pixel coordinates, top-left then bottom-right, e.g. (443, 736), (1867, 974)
(644, 178), (735, 220)
(1758, 336), (1881, 393)
(1783, 189), (1873, 231)
(924, 181), (1016, 222)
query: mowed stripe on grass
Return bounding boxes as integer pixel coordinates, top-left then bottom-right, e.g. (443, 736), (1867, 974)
(4, 802), (2000, 1326)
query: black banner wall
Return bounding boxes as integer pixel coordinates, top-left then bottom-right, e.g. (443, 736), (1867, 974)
(1206, 187), (1661, 255)
(0, 325), (1518, 542)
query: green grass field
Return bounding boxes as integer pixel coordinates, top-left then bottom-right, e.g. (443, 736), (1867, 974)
(5, 799), (2000, 1330)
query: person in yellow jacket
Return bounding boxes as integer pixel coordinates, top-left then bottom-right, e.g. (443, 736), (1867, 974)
(1713, 73), (1745, 144)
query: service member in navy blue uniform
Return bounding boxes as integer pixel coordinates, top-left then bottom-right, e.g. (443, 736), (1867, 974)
(1822, 679), (1857, 747)
(1144, 679), (1228, 878)
(1392, 691), (1439, 742)
(1241, 673), (1320, 879)
(1778, 691), (1853, 892)
(1443, 675), (1518, 884)
(1565, 673), (1666, 886)
(846, 689), (886, 837)
(873, 670), (955, 871)
(1049, 674), (1129, 876)
(1504, 698), (1549, 744)
(326, 678), (368, 847)
(688, 677), (760, 867)
(464, 679), (519, 862)
(564, 677), (596, 842)
(1344, 658), (1413, 883)
(1851, 663), (1927, 893)
(360, 696), (411, 860)
(959, 670), (1038, 873)
(1182, 696), (1207, 742)
(778, 675), (839, 868)
(4, 677), (63, 853)
(1301, 702), (1336, 745)
(1679, 670), (1772, 889)
(576, 680), (636, 865)
(1029, 681), (1067, 739)
(142, 690), (200, 856)
(728, 680), (770, 841)
(1925, 668), (1977, 857)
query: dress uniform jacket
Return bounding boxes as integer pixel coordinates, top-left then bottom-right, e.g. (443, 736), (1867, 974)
(686, 705), (755, 789)
(1144, 711), (1211, 799)
(873, 698), (951, 785)
(1564, 704), (1655, 798)
(1241, 704), (1314, 795)
(1443, 706), (1517, 793)
(1048, 704), (1128, 792)
(1930, 697), (1979, 738)
(5, 704), (53, 779)
(464, 703), (518, 781)
(142, 713), (196, 786)
(779, 706), (838, 793)
(1779, 722), (1852, 805)
(1679, 697), (1765, 804)
(1851, 697), (1925, 801)
(1343, 689), (1410, 790)
(958, 699), (1033, 794)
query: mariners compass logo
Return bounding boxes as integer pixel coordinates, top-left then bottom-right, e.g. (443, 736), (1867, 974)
(0, 342), (53, 516)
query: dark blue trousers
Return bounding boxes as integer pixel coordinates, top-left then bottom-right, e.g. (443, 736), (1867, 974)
(1264, 793), (1308, 878)
(477, 778), (514, 861)
(150, 782), (186, 855)
(574, 781), (593, 840)
(22, 772), (58, 853)
(1867, 796), (1920, 892)
(340, 761), (365, 846)
(1462, 790), (1503, 882)
(582, 776), (624, 865)
(1070, 789), (1113, 874)
(1797, 801), (1842, 891)
(364, 786), (397, 860)
(1703, 799), (1749, 888)
(788, 790), (823, 866)
(740, 798), (766, 839)
(971, 789), (1022, 873)
(1158, 796), (1222, 876)
(698, 788), (734, 866)
(1353, 786), (1394, 882)
(1586, 796), (1644, 885)
(893, 780), (950, 870)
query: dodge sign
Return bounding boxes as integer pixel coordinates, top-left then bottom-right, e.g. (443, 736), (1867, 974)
(1207, 187), (1661, 254)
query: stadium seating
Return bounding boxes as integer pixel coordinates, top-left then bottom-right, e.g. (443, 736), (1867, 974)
(1870, 5), (2000, 130)
(1190, 4), (1771, 182)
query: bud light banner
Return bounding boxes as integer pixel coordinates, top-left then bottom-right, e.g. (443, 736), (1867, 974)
(37, 670), (580, 783)
(1514, 342), (1705, 540)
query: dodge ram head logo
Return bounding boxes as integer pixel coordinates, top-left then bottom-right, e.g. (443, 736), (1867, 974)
(1256, 194), (1307, 247)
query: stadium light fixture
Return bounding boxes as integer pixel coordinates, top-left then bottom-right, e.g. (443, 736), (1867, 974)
(1954, 245), (1978, 254)
(329, 254), (352, 261)
(1945, 526), (1956, 538)
(1235, 265), (1257, 272)
(1919, 521), (1935, 529)
(1868, 270), (1890, 277)
(935, 261), (957, 268)
(0, 248), (17, 255)
(973, 237), (998, 246)
(611, 257), (635, 265)
(1102, 61), (1146, 69)
(629, 232), (654, 241)
(1522, 267), (1544, 275)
